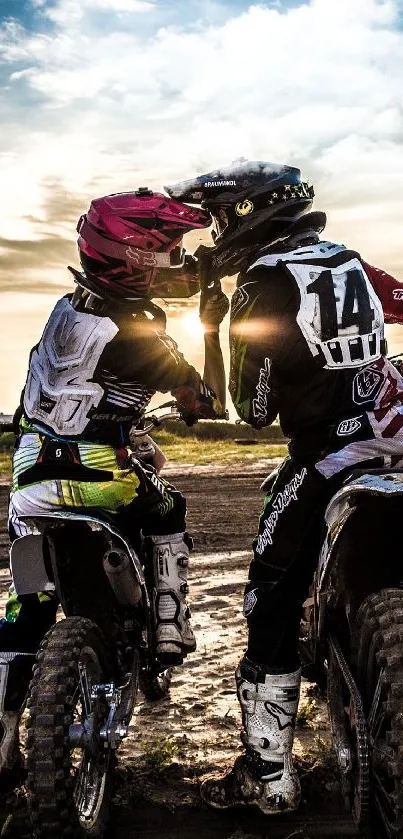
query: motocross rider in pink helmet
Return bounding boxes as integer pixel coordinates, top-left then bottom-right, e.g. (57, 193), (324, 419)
(75, 187), (207, 301)
(0, 188), (224, 786)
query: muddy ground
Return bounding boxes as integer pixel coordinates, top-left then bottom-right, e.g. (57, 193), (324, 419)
(0, 461), (360, 838)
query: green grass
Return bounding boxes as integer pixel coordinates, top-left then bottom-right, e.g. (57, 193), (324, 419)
(0, 423), (286, 449)
(153, 418), (287, 442)
(155, 433), (286, 465)
(141, 736), (178, 769)
(0, 438), (286, 477)
(295, 734), (337, 780)
(296, 697), (319, 729)
(0, 453), (11, 475)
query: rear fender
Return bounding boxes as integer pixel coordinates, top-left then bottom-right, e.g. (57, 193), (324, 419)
(318, 472), (403, 594)
(12, 512), (148, 609)
(316, 473), (403, 636)
(10, 534), (55, 596)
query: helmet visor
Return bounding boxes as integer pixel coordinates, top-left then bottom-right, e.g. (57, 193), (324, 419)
(211, 209), (229, 240)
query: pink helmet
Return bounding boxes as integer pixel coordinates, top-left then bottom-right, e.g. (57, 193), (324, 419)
(76, 189), (211, 300)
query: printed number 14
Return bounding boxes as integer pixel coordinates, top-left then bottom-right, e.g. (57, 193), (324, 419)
(306, 269), (374, 342)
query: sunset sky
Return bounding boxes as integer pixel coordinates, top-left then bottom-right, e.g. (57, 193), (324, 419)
(1, 0), (403, 416)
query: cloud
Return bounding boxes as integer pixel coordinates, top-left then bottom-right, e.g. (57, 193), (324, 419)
(0, 232), (74, 293)
(0, 0), (403, 284)
(0, 181), (85, 292)
(39, 0), (155, 29)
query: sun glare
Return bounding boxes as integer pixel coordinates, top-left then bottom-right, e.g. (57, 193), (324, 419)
(180, 311), (205, 339)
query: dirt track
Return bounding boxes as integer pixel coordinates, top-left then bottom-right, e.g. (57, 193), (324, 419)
(0, 462), (358, 838)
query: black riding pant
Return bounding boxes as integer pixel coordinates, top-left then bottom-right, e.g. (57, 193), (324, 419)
(244, 456), (343, 673)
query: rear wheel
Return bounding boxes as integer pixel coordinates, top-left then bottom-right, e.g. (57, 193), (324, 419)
(353, 589), (403, 838)
(26, 616), (115, 838)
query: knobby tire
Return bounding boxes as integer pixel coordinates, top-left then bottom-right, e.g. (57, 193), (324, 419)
(26, 616), (115, 839)
(353, 588), (403, 838)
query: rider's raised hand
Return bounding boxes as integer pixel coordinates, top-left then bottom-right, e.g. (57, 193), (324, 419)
(200, 289), (230, 331)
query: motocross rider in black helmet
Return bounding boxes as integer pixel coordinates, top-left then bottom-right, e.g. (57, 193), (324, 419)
(166, 160), (403, 814)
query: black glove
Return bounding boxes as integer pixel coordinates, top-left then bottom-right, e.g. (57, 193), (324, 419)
(200, 288), (229, 329)
(180, 411), (199, 427)
(193, 245), (227, 328)
(173, 382), (225, 425)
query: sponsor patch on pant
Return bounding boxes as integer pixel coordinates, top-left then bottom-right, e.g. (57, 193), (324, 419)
(255, 468), (307, 554)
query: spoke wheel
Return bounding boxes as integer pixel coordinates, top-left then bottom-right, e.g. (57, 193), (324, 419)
(26, 617), (115, 838)
(353, 589), (403, 839)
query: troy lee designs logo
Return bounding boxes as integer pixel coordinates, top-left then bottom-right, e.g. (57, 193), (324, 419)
(156, 332), (182, 365)
(256, 468), (307, 554)
(393, 289), (403, 301)
(353, 367), (384, 405)
(243, 588), (258, 617)
(231, 286), (250, 318)
(252, 358), (271, 421)
(337, 416), (362, 436)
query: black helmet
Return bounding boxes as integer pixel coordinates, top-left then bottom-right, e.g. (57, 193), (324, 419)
(165, 160), (316, 279)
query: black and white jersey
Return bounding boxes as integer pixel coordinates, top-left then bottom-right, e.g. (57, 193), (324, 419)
(229, 240), (403, 455)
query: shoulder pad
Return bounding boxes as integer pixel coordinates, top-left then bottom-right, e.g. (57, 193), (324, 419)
(248, 241), (347, 271)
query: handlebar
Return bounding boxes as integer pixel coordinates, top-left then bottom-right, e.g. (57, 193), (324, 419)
(0, 397), (226, 439)
(130, 409), (181, 438)
(0, 405), (183, 439)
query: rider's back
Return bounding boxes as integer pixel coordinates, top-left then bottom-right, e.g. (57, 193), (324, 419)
(230, 239), (403, 456)
(20, 293), (201, 448)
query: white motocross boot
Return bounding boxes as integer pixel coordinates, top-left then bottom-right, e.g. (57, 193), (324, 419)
(201, 659), (301, 814)
(149, 533), (196, 664)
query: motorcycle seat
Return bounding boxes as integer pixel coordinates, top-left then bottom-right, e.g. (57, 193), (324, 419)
(342, 466), (403, 485)
(18, 507), (118, 528)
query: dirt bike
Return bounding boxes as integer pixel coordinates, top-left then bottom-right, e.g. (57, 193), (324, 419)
(263, 399), (403, 838)
(1, 403), (182, 839)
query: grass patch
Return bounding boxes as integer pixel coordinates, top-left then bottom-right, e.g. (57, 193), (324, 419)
(141, 736), (178, 770)
(295, 735), (339, 803)
(153, 418), (287, 442)
(296, 735), (336, 777)
(0, 453), (11, 475)
(0, 439), (286, 478)
(296, 697), (319, 729)
(0, 433), (15, 452)
(156, 434), (287, 465)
